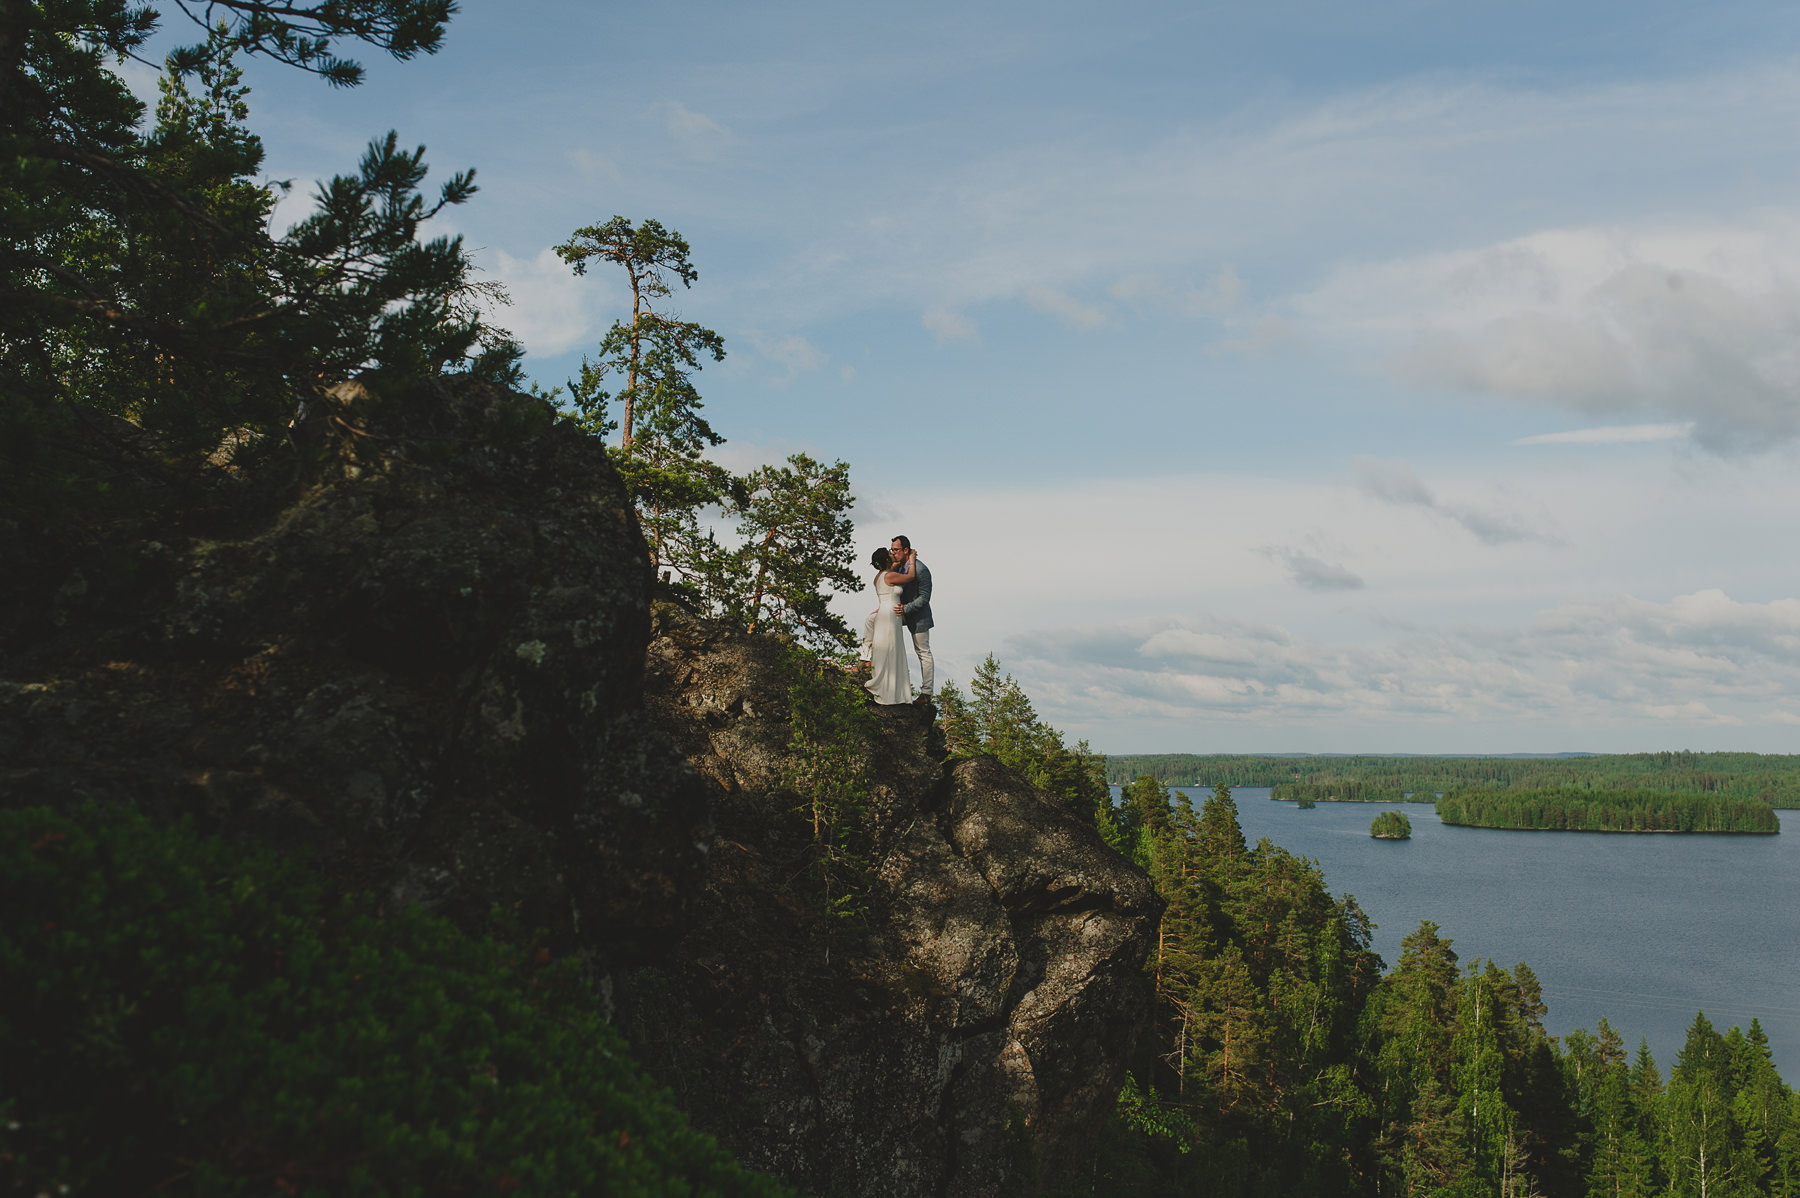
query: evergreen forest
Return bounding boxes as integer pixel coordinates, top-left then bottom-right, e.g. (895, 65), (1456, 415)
(1436, 788), (1781, 834)
(961, 663), (1800, 1197)
(1109, 752), (1800, 807)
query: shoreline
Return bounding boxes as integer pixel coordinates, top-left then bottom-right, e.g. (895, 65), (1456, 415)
(1438, 823), (1778, 835)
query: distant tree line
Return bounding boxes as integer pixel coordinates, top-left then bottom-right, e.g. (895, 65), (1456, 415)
(1273, 780), (1405, 803)
(1106, 752), (1800, 808)
(1437, 788), (1780, 834)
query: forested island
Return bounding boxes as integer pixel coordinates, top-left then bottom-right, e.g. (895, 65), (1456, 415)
(1436, 787), (1781, 833)
(1370, 809), (1412, 838)
(1108, 751), (1800, 807)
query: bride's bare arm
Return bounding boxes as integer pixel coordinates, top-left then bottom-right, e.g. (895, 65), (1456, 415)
(881, 557), (914, 586)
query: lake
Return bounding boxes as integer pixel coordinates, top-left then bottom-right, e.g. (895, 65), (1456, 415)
(1130, 787), (1800, 1079)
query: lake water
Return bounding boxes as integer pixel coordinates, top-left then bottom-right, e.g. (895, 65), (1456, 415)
(1130, 787), (1800, 1079)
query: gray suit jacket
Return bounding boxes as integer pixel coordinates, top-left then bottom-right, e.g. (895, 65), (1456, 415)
(899, 558), (933, 633)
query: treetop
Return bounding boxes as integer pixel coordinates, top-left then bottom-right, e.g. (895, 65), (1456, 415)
(164, 0), (456, 87)
(554, 215), (700, 291)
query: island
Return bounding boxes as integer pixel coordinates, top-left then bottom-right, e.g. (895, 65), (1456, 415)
(1370, 810), (1412, 839)
(1435, 788), (1779, 833)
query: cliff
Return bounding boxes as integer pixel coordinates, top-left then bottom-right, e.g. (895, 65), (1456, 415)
(630, 610), (1161, 1194)
(0, 378), (1160, 1195)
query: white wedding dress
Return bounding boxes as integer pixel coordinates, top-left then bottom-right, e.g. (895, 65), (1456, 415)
(864, 570), (912, 704)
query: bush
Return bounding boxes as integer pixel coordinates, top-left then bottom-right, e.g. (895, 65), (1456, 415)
(0, 804), (788, 1197)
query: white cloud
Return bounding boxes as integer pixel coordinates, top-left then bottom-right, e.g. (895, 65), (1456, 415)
(1263, 546), (1365, 592)
(1108, 273), (1164, 306)
(751, 332), (828, 385)
(1356, 457), (1555, 545)
(828, 450), (1800, 749)
(478, 246), (609, 357)
(1109, 266), (1244, 318)
(1194, 266), (1245, 316)
(1301, 218), (1800, 451)
(922, 306), (980, 344)
(1024, 284), (1106, 330)
(1004, 588), (1800, 732)
(1513, 423), (1695, 446)
(566, 147), (621, 181)
(1211, 316), (1298, 357)
(745, 55), (1800, 335)
(649, 100), (733, 158)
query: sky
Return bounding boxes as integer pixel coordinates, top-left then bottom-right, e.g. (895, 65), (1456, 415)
(137, 0), (1800, 753)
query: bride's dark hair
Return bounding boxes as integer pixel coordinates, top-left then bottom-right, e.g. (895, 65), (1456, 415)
(871, 548), (892, 570)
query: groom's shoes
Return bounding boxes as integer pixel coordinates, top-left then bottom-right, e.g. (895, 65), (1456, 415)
(912, 694), (933, 707)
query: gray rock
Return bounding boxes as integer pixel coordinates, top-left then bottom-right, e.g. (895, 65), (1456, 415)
(631, 608), (1162, 1196)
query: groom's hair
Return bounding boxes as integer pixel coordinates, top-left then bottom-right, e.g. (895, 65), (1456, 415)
(891, 534), (911, 549)
(871, 548), (892, 569)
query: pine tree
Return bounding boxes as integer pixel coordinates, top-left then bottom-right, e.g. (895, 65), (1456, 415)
(724, 453), (859, 651)
(553, 217), (728, 581)
(1664, 1013), (1742, 1198)
(939, 656), (1113, 832)
(1197, 782), (1247, 862)
(935, 681), (980, 758)
(6, 0), (507, 523)
(1121, 775), (1174, 859)
(1454, 965), (1514, 1189)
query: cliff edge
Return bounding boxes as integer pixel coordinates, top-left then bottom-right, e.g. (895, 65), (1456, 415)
(633, 609), (1161, 1195)
(0, 378), (1160, 1195)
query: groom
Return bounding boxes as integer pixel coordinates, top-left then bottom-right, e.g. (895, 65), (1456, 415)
(889, 535), (933, 705)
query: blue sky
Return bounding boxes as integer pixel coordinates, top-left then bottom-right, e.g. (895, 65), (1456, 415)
(148, 0), (1800, 752)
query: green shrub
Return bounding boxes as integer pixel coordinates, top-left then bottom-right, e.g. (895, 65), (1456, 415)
(0, 804), (789, 1197)
(779, 646), (879, 920)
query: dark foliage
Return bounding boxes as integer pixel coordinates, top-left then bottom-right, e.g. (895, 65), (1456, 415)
(3, 0), (520, 535)
(0, 803), (788, 1196)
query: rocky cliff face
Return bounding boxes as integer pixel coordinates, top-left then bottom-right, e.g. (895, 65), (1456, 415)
(0, 379), (1160, 1196)
(629, 611), (1162, 1196)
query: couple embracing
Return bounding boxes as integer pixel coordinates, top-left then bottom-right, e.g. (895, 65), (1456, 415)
(862, 534), (933, 706)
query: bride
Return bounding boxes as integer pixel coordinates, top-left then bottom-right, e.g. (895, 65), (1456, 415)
(864, 547), (914, 704)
